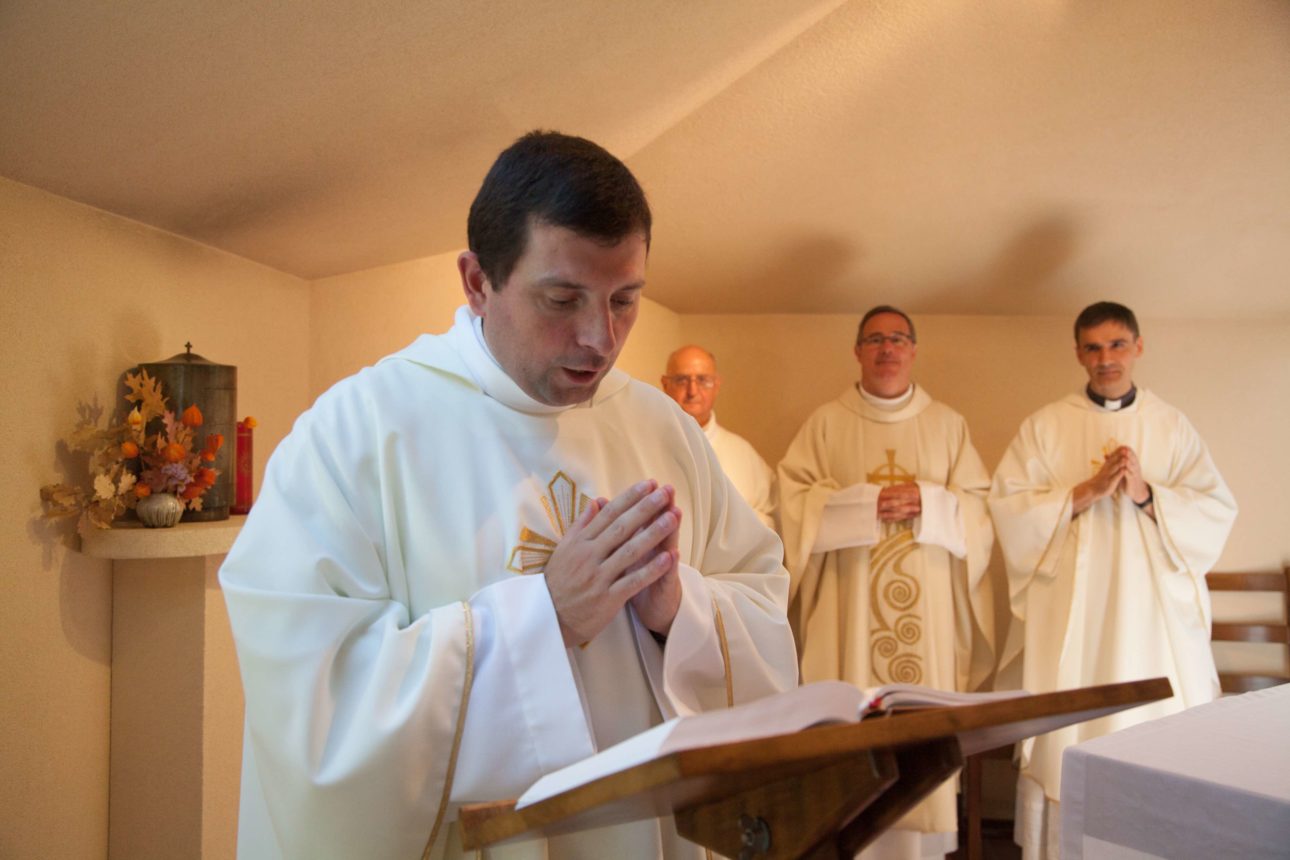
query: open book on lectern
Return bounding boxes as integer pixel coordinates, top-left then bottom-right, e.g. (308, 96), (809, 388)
(516, 680), (1027, 809)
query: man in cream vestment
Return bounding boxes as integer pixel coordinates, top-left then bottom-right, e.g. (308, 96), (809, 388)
(989, 302), (1236, 859)
(220, 132), (798, 860)
(778, 306), (996, 860)
(662, 345), (776, 528)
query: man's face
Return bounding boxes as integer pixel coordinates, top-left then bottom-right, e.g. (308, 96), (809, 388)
(1075, 320), (1142, 399)
(461, 220), (647, 406)
(661, 347), (720, 427)
(854, 312), (917, 398)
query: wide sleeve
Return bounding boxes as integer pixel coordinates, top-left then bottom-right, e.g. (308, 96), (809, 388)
(220, 391), (592, 860)
(1151, 416), (1238, 579)
(777, 412), (844, 603)
(748, 449), (778, 530)
(988, 416), (1075, 617)
(638, 423), (799, 719)
(931, 419), (997, 690)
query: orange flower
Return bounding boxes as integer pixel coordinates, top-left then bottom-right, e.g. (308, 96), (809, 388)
(201, 433), (223, 461)
(196, 467), (217, 488)
(163, 442), (187, 463)
(182, 404), (203, 427)
(134, 484), (152, 498)
(241, 416), (258, 429)
(180, 484), (205, 500)
(121, 441), (139, 458)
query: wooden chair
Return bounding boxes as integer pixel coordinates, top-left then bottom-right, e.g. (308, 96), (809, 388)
(1207, 567), (1290, 693)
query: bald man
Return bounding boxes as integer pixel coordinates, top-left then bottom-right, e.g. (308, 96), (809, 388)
(662, 346), (776, 528)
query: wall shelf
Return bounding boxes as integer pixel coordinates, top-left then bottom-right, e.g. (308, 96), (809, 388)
(83, 515), (249, 859)
(79, 516), (245, 560)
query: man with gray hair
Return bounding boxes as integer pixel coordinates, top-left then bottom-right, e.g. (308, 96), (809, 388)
(662, 345), (776, 528)
(778, 305), (996, 859)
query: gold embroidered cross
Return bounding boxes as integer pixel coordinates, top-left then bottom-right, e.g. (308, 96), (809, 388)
(1090, 438), (1120, 474)
(506, 471), (593, 574)
(866, 449), (913, 487)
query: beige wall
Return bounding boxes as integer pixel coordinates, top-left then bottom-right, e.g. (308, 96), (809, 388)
(0, 178), (311, 858)
(679, 312), (1290, 572)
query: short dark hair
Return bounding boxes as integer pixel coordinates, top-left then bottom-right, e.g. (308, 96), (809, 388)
(1074, 301), (1140, 341)
(467, 130), (652, 289)
(857, 305), (917, 345)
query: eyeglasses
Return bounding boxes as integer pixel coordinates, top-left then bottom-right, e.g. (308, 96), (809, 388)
(858, 333), (915, 349)
(662, 374), (716, 389)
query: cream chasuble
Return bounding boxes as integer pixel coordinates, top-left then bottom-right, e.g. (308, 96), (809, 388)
(221, 306), (798, 860)
(989, 389), (1236, 859)
(703, 414), (776, 529)
(778, 385), (995, 853)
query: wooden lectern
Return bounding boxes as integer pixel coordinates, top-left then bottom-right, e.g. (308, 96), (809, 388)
(457, 677), (1171, 859)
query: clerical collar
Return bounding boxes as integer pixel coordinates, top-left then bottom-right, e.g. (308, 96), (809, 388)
(456, 309), (585, 414)
(1086, 384), (1137, 411)
(858, 383), (915, 411)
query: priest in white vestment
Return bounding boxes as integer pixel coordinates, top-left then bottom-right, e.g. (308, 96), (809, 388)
(662, 345), (776, 529)
(220, 132), (798, 860)
(778, 307), (996, 860)
(989, 302), (1237, 859)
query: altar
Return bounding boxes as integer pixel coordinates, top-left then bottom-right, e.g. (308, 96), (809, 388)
(1061, 685), (1290, 859)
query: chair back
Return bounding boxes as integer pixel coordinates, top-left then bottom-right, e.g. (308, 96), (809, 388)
(1206, 568), (1290, 693)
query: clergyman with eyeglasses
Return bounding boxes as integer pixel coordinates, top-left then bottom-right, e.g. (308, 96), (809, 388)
(777, 304), (997, 859)
(661, 345), (776, 528)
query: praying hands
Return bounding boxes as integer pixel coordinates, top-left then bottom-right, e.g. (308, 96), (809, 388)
(1072, 445), (1153, 517)
(543, 479), (683, 646)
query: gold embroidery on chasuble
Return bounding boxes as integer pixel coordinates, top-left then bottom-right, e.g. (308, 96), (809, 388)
(1090, 438), (1120, 475)
(866, 449), (923, 684)
(506, 471), (593, 574)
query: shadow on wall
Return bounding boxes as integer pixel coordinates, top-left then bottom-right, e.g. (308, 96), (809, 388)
(694, 230), (862, 316)
(928, 212), (1082, 315)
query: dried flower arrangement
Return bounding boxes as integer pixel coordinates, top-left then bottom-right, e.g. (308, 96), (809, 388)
(40, 368), (223, 528)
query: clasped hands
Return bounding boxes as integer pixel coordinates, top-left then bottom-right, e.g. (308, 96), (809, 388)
(1074, 445), (1151, 515)
(877, 481), (921, 523)
(543, 479), (683, 647)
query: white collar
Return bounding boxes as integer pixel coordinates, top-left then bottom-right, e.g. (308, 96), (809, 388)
(446, 306), (629, 414)
(858, 383), (916, 411)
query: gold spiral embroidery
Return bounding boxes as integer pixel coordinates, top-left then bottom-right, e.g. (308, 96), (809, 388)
(894, 614), (920, 645)
(873, 634), (899, 659)
(882, 576), (919, 611)
(422, 602), (476, 860)
(868, 490), (924, 685)
(888, 654), (923, 684)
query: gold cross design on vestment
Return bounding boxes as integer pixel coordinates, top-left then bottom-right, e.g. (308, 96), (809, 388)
(506, 471), (592, 574)
(1090, 438), (1121, 475)
(866, 449), (913, 487)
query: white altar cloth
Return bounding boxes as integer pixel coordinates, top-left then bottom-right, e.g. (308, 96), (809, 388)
(1061, 684), (1290, 859)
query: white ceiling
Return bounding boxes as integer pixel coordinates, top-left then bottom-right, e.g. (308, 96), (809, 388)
(3, 0), (1287, 318)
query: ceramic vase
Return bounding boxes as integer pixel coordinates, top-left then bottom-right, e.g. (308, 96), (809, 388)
(136, 492), (184, 528)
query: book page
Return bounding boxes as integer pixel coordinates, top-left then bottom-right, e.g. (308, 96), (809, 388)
(861, 684), (1029, 716)
(517, 681), (863, 808)
(516, 719), (677, 809)
(661, 680), (863, 754)
(517, 681), (1030, 808)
